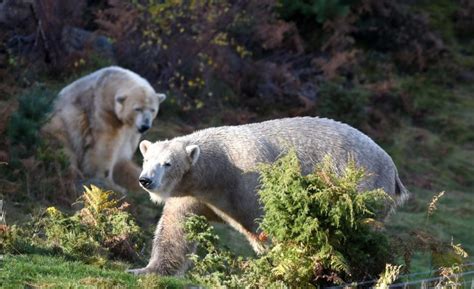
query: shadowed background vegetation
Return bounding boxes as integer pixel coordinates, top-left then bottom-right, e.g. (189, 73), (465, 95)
(0, 0), (473, 287)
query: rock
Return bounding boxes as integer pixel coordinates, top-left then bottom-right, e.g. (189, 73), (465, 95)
(0, 0), (34, 28)
(61, 26), (115, 60)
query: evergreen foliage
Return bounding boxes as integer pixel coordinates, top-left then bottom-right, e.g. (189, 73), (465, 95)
(184, 215), (243, 287)
(7, 86), (55, 151)
(185, 150), (393, 287)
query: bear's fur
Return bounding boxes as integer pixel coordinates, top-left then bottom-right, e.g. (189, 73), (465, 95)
(42, 66), (166, 191)
(128, 117), (409, 275)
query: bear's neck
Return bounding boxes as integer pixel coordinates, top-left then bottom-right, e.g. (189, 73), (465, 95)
(95, 107), (123, 130)
(173, 143), (259, 231)
(178, 146), (238, 195)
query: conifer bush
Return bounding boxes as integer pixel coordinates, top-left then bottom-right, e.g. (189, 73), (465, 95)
(185, 150), (393, 287)
(7, 86), (55, 153)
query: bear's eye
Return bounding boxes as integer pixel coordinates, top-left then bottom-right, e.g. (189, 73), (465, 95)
(150, 109), (156, 113)
(134, 107), (143, 112)
(164, 162), (171, 167)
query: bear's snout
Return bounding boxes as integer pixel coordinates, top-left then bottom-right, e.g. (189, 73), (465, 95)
(138, 124), (151, 133)
(139, 176), (154, 189)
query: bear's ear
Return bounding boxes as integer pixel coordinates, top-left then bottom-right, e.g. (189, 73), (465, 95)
(186, 145), (200, 166)
(115, 94), (126, 104)
(157, 93), (166, 103)
(140, 140), (152, 156)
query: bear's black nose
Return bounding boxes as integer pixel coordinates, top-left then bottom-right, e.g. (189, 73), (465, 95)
(138, 125), (150, 133)
(139, 177), (153, 188)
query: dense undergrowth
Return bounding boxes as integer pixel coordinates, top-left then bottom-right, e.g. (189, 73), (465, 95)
(1, 185), (144, 264)
(185, 152), (394, 287)
(0, 0), (473, 287)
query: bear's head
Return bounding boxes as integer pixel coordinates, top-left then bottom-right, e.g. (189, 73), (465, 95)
(138, 139), (200, 202)
(114, 86), (166, 133)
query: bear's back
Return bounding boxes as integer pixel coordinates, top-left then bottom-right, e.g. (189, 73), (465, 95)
(179, 117), (397, 193)
(185, 117), (387, 165)
(54, 66), (151, 109)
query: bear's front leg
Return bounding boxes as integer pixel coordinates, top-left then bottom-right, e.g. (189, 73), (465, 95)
(82, 136), (115, 180)
(113, 159), (142, 192)
(80, 133), (130, 193)
(128, 196), (219, 276)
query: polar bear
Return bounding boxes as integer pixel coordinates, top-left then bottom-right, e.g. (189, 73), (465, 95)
(42, 66), (166, 191)
(128, 117), (409, 275)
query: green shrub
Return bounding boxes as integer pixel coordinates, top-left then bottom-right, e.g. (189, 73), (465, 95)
(185, 150), (393, 288)
(37, 185), (143, 264)
(184, 215), (243, 288)
(0, 224), (36, 254)
(7, 86), (55, 152)
(1, 186), (143, 264)
(0, 214), (55, 256)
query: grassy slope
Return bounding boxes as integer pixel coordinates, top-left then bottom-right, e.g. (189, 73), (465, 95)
(384, 82), (474, 272)
(0, 254), (189, 289)
(382, 0), (474, 271)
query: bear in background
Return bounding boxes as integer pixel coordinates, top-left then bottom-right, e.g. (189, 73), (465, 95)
(129, 117), (409, 276)
(42, 66), (166, 192)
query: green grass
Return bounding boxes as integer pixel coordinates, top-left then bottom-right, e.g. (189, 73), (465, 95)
(387, 188), (474, 272)
(384, 76), (474, 273)
(0, 254), (189, 288)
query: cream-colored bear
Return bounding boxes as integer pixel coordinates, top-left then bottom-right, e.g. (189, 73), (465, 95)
(42, 66), (166, 191)
(129, 117), (409, 275)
